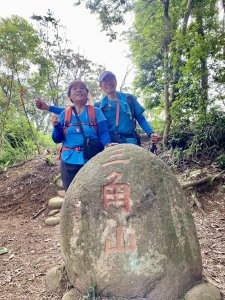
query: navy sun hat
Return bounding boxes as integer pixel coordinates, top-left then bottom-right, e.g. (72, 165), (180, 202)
(99, 71), (116, 82)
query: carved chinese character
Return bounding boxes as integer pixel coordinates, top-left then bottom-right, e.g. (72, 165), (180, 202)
(103, 171), (130, 212)
(104, 225), (137, 254)
(102, 148), (129, 167)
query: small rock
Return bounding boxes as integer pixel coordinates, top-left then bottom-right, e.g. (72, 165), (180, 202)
(48, 197), (64, 209)
(46, 265), (63, 292)
(58, 190), (65, 198)
(62, 288), (79, 300)
(56, 179), (63, 188)
(45, 217), (60, 226)
(48, 209), (60, 216)
(184, 282), (221, 300)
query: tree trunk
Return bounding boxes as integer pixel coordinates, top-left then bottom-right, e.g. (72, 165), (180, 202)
(182, 0), (194, 35)
(196, 14), (208, 117)
(162, 0), (171, 147)
(222, 0), (225, 55)
(163, 81), (171, 146)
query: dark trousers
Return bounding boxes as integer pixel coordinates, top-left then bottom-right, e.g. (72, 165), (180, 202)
(60, 160), (83, 191)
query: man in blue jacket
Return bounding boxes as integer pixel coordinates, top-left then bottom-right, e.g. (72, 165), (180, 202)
(35, 71), (160, 145)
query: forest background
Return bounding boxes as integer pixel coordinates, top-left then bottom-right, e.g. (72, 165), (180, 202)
(0, 0), (225, 171)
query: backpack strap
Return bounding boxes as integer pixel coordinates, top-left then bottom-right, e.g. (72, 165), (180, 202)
(87, 105), (98, 133)
(126, 94), (136, 125)
(63, 105), (98, 137)
(63, 106), (73, 137)
(126, 94), (142, 146)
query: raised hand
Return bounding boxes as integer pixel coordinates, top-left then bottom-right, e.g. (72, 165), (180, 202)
(34, 97), (49, 111)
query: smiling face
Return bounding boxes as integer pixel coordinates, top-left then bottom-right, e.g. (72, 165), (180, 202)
(100, 74), (117, 95)
(68, 81), (88, 105)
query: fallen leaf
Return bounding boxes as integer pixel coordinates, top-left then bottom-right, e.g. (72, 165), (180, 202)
(0, 247), (8, 255)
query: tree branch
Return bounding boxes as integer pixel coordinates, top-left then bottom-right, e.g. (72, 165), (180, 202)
(181, 171), (225, 189)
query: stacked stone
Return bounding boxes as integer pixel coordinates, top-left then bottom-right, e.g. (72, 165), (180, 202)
(45, 192), (64, 226)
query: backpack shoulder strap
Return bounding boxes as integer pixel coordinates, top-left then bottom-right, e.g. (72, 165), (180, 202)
(87, 105), (98, 133)
(95, 101), (101, 108)
(126, 94), (142, 145)
(63, 106), (73, 137)
(126, 94), (135, 121)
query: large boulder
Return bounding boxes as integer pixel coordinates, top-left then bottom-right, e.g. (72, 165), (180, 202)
(60, 144), (202, 300)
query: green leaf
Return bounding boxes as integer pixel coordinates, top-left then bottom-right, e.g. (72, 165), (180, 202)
(0, 247), (8, 255)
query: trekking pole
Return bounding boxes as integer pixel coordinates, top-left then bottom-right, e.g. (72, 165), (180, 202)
(149, 142), (158, 156)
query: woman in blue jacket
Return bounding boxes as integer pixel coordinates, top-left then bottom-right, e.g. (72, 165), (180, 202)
(51, 80), (111, 191)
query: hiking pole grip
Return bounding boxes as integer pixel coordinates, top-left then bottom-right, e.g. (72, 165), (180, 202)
(149, 143), (157, 154)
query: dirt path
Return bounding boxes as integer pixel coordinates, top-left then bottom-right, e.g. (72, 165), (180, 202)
(0, 156), (63, 299)
(0, 156), (224, 299)
(192, 193), (225, 296)
(0, 215), (62, 300)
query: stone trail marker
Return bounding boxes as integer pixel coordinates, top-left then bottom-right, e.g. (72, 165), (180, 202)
(60, 144), (202, 300)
